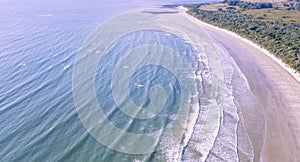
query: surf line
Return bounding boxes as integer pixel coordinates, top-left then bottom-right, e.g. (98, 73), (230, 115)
(180, 62), (204, 161)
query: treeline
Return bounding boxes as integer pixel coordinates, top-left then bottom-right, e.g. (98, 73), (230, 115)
(224, 0), (300, 11)
(284, 2), (300, 10)
(186, 5), (300, 72)
(224, 0), (273, 9)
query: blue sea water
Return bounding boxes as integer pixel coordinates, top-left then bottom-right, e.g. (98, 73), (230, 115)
(0, 0), (264, 161)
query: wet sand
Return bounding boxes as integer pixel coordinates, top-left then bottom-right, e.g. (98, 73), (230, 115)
(179, 6), (300, 162)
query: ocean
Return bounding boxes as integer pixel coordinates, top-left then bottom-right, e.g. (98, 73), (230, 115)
(0, 0), (265, 161)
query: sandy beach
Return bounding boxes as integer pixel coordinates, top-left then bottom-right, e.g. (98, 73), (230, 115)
(179, 6), (300, 162)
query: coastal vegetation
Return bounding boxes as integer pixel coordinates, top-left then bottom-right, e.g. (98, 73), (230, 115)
(224, 0), (273, 9)
(185, 1), (300, 72)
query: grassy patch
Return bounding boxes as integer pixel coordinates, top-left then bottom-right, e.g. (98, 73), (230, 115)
(242, 8), (300, 24)
(199, 3), (231, 11)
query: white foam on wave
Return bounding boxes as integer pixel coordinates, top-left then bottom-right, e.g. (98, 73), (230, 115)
(182, 95), (200, 148)
(134, 83), (144, 87)
(63, 64), (70, 70)
(38, 14), (54, 17)
(204, 42), (255, 161)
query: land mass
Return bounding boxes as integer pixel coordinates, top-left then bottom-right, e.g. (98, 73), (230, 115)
(185, 1), (300, 73)
(180, 2), (300, 161)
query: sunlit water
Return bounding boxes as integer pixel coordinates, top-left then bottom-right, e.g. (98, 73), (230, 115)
(0, 0), (264, 161)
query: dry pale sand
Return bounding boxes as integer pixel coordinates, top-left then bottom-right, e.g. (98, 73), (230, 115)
(179, 6), (300, 162)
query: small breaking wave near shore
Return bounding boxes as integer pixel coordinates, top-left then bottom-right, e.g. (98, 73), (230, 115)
(179, 42), (265, 162)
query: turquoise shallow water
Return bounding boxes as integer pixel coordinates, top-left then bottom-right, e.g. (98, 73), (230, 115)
(0, 0), (265, 161)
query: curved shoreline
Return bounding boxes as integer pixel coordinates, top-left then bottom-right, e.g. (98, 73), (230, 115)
(178, 6), (300, 83)
(179, 6), (300, 162)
